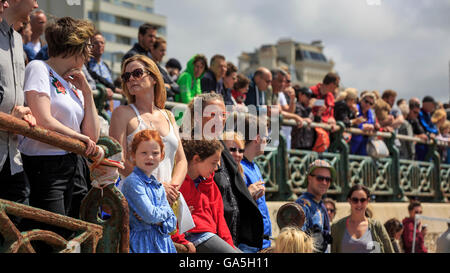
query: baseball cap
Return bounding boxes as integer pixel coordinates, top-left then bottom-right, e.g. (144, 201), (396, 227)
(308, 159), (337, 182)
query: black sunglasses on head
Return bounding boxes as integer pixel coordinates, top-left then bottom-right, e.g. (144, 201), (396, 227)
(121, 68), (150, 83)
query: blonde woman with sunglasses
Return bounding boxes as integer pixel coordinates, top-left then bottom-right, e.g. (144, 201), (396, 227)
(109, 54), (187, 206)
(331, 184), (394, 253)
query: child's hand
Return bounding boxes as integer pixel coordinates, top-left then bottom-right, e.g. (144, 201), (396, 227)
(185, 242), (196, 253)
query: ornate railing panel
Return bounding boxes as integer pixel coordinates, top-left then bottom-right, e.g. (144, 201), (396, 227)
(400, 159), (435, 197)
(0, 199), (103, 253)
(439, 164), (450, 198)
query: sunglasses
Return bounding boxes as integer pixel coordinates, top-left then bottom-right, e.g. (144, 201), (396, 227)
(310, 174), (332, 183)
(414, 210), (423, 214)
(229, 147), (245, 153)
(350, 197), (368, 204)
(363, 99), (374, 106)
(327, 208), (336, 213)
(121, 68), (150, 83)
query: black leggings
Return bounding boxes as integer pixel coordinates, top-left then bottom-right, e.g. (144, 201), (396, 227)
(21, 153), (91, 219)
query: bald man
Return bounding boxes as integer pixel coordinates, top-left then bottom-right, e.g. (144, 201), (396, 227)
(244, 67), (272, 109)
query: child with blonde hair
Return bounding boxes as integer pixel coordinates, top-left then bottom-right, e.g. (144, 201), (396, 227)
(274, 226), (315, 253)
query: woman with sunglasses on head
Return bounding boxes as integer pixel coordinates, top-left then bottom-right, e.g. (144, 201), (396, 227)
(19, 17), (100, 222)
(331, 184), (394, 253)
(349, 92), (377, 156)
(109, 54), (187, 206)
(402, 200), (428, 253)
(183, 93), (264, 253)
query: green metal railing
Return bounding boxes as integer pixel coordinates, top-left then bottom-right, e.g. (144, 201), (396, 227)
(264, 118), (450, 202)
(92, 90), (450, 202)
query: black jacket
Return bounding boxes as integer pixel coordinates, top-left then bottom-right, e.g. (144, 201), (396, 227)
(334, 100), (355, 128)
(122, 43), (152, 65)
(214, 141), (264, 248)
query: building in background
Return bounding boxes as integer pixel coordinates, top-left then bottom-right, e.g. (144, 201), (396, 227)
(38, 0), (167, 77)
(238, 38), (335, 87)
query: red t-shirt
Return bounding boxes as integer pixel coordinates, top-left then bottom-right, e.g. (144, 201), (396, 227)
(171, 173), (234, 247)
(310, 83), (335, 123)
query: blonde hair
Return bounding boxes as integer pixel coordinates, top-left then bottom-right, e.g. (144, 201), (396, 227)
(121, 54), (166, 109)
(439, 120), (450, 133)
(222, 131), (245, 177)
(431, 109), (447, 124)
(337, 88), (358, 102)
(274, 227), (315, 253)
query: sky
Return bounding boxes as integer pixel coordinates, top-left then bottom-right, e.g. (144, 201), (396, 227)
(154, 0), (450, 103)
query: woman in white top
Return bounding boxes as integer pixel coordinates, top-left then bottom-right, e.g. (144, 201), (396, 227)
(109, 54), (187, 205)
(19, 17), (100, 220)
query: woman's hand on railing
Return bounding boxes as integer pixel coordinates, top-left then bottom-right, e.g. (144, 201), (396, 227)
(11, 106), (36, 127)
(362, 123), (375, 133)
(79, 134), (97, 156)
(352, 116), (366, 126)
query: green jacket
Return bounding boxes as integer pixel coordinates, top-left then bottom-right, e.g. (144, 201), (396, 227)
(176, 55), (204, 103)
(331, 215), (394, 253)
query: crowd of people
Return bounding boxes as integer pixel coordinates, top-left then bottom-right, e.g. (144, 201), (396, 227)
(1, 1), (449, 254)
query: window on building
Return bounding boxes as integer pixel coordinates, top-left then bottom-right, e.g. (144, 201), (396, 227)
(295, 49), (303, 61)
(131, 19), (146, 28)
(116, 16), (130, 26)
(99, 12), (115, 23)
(121, 1), (134, 9)
(88, 11), (98, 21)
(116, 35), (131, 45)
(102, 32), (116, 43)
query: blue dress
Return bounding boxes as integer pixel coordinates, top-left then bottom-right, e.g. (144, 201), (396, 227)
(241, 157), (272, 250)
(121, 167), (177, 253)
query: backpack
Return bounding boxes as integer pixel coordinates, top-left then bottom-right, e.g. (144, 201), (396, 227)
(312, 127), (330, 153)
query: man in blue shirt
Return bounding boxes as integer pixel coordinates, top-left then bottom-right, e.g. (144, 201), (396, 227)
(238, 113), (271, 253)
(296, 159), (336, 252)
(416, 96), (438, 161)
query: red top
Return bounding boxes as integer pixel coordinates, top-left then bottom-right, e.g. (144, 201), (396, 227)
(171, 173), (234, 247)
(401, 217), (428, 253)
(310, 83), (335, 123)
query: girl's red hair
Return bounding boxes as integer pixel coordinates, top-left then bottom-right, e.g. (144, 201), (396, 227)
(131, 130), (165, 159)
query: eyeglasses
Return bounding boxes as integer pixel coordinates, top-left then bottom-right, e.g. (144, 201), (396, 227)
(121, 68), (150, 83)
(229, 147), (245, 153)
(363, 99), (374, 106)
(327, 208), (336, 213)
(310, 174), (332, 183)
(414, 210), (423, 214)
(350, 197), (368, 204)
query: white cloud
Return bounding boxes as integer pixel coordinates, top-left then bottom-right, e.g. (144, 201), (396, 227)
(155, 0), (450, 103)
